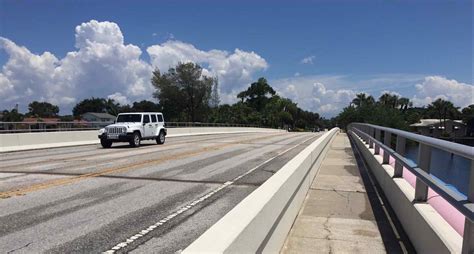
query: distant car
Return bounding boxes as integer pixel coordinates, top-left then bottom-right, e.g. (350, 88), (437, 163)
(98, 112), (167, 148)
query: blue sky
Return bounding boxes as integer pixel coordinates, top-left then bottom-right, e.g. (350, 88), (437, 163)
(0, 0), (472, 116)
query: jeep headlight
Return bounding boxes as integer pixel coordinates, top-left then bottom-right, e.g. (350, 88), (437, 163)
(99, 128), (106, 135)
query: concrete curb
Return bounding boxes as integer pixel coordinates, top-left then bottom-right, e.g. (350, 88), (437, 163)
(183, 128), (339, 254)
(0, 127), (284, 153)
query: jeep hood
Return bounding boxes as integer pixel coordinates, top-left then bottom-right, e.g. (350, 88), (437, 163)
(106, 123), (140, 128)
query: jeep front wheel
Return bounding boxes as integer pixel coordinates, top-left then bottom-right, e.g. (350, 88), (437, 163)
(156, 131), (165, 145)
(130, 132), (141, 147)
(101, 139), (112, 148)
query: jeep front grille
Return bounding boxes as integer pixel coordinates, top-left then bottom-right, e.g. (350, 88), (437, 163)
(106, 127), (126, 134)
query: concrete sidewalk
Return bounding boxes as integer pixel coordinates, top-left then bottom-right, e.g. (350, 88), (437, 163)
(281, 133), (409, 253)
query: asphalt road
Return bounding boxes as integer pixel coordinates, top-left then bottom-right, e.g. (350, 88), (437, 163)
(0, 131), (322, 253)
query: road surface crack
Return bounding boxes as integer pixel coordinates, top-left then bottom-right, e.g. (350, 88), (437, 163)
(323, 214), (334, 254)
(7, 242), (32, 253)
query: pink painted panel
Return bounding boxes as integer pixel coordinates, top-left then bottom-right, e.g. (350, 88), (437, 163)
(402, 166), (417, 188)
(427, 188), (464, 236)
(381, 149), (464, 236)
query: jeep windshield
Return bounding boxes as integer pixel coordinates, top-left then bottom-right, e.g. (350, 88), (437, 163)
(116, 114), (142, 123)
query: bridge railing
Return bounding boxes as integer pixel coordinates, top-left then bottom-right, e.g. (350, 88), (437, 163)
(165, 122), (259, 128)
(349, 122), (474, 253)
(0, 121), (260, 133)
(0, 121), (112, 133)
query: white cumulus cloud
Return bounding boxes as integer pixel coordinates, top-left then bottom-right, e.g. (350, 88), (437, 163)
(311, 82), (356, 114)
(146, 40), (268, 98)
(75, 20), (124, 48)
(0, 20), (152, 113)
(107, 92), (131, 105)
(273, 74), (472, 117)
(300, 55), (315, 65)
(273, 77), (356, 116)
(412, 76), (474, 107)
(0, 20), (268, 113)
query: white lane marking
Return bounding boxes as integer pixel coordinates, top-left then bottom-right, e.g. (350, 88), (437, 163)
(103, 134), (318, 253)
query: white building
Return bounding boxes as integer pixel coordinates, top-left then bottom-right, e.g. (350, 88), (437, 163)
(410, 119), (467, 138)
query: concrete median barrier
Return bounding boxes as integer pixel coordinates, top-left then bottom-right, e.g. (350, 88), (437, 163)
(183, 128), (339, 254)
(0, 127), (284, 153)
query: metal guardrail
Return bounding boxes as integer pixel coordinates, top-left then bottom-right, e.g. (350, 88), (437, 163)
(0, 121), (260, 133)
(165, 122), (259, 128)
(349, 123), (474, 253)
(0, 121), (112, 133)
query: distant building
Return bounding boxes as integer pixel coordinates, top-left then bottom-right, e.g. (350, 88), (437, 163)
(81, 112), (116, 122)
(20, 117), (61, 131)
(410, 119), (467, 138)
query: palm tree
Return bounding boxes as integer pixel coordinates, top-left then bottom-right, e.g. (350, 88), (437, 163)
(105, 99), (121, 116)
(352, 93), (375, 108)
(379, 93), (391, 107)
(378, 93), (399, 109)
(352, 93), (366, 107)
(427, 98), (460, 134)
(367, 95), (375, 106)
(391, 94), (400, 109)
(397, 97), (412, 112)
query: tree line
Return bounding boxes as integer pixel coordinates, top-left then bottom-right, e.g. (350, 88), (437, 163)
(1, 62), (322, 130)
(151, 63), (320, 130)
(335, 92), (474, 134)
(3, 61), (470, 133)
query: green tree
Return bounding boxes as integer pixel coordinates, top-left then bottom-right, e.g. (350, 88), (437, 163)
(335, 106), (364, 130)
(210, 77), (319, 130)
(461, 105), (474, 124)
(210, 77), (220, 108)
(2, 109), (23, 122)
(237, 77), (276, 112)
(461, 105), (474, 136)
(118, 104), (132, 113)
(131, 100), (162, 112)
(27, 101), (59, 118)
(426, 98), (460, 132)
(336, 93), (412, 130)
(378, 93), (399, 108)
(72, 97), (107, 117)
(104, 99), (121, 116)
(209, 104), (233, 123)
(397, 97), (412, 112)
(352, 93), (375, 108)
(152, 62), (214, 122)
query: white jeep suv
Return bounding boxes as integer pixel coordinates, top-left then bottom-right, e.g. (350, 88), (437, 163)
(98, 112), (167, 148)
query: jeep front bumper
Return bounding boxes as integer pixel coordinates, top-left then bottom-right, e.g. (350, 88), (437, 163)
(99, 133), (134, 142)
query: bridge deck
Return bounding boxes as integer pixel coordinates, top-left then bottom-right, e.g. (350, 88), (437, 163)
(281, 133), (413, 253)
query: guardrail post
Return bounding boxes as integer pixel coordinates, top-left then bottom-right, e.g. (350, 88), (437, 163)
(374, 129), (381, 155)
(368, 127), (374, 149)
(462, 160), (474, 254)
(364, 126), (370, 144)
(383, 131), (391, 164)
(359, 127), (368, 144)
(414, 143), (431, 202)
(393, 135), (406, 177)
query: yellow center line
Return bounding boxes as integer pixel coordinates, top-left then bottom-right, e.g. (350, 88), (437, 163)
(0, 133), (251, 170)
(0, 133), (283, 199)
